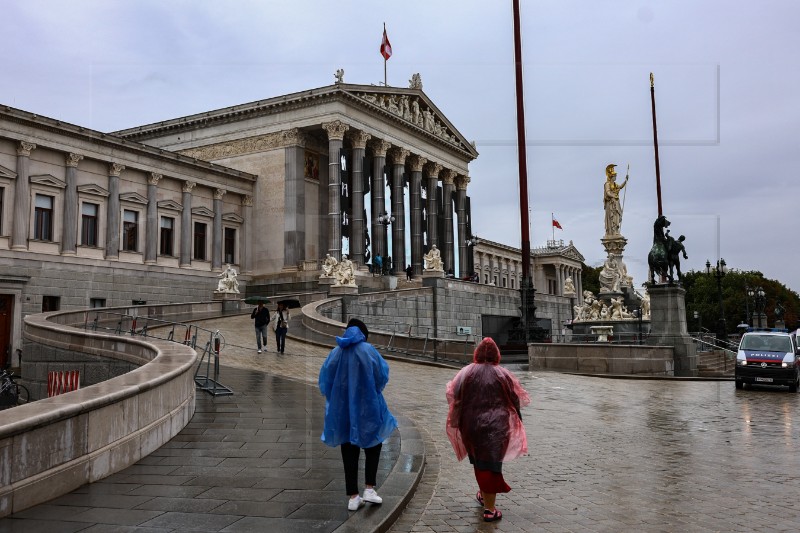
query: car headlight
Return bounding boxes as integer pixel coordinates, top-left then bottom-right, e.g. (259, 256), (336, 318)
(738, 359), (747, 366)
(782, 362), (789, 368)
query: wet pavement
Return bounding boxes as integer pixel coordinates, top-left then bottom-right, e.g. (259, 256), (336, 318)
(3, 315), (800, 532)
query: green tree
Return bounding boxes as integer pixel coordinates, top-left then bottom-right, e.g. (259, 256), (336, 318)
(682, 269), (799, 333)
(581, 263), (601, 296)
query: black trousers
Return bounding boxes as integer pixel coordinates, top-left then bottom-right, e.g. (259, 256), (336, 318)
(340, 442), (382, 496)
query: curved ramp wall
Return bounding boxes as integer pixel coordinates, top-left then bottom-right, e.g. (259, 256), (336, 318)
(0, 305), (201, 518)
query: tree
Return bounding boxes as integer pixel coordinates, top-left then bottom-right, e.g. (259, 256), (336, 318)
(682, 269), (799, 333)
(581, 263), (601, 296)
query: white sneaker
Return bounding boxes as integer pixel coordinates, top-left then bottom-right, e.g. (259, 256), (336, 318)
(257, 349), (262, 353)
(362, 488), (382, 504)
(347, 495), (365, 511)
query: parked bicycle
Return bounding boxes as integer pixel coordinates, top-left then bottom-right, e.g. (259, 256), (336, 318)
(0, 370), (30, 409)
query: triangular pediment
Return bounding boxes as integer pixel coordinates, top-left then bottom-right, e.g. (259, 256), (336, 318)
(77, 184), (109, 197)
(222, 213), (243, 224)
(0, 164), (16, 180)
(158, 199), (183, 211)
(562, 244), (585, 263)
(192, 206), (215, 218)
(30, 174), (66, 188)
(344, 85), (478, 158)
(119, 192), (147, 205)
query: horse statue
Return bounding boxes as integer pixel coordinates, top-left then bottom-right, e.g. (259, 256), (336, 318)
(648, 215), (671, 283)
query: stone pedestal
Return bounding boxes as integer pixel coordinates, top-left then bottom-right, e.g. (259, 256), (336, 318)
(329, 284), (359, 296)
(422, 270), (444, 280)
(647, 284), (697, 376)
(212, 292), (242, 313)
(318, 276), (335, 288)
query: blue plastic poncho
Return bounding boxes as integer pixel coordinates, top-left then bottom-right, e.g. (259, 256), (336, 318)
(319, 326), (398, 448)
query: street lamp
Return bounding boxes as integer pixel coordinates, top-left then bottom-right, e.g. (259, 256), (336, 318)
(753, 286), (766, 329)
(705, 258), (728, 342)
(464, 235), (480, 282)
(465, 235), (480, 247)
(377, 211), (394, 226)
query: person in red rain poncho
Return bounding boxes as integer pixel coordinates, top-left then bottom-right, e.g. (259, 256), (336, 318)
(445, 337), (530, 523)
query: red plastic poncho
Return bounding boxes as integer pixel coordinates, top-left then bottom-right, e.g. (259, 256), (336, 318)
(445, 338), (530, 465)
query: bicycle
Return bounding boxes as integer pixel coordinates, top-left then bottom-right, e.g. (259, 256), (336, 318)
(0, 369), (30, 409)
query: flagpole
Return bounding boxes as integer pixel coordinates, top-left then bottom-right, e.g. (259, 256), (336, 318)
(383, 23), (388, 86)
(650, 73), (663, 217)
(551, 213), (555, 241)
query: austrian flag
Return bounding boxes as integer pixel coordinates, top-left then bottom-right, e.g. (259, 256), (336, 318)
(552, 218), (563, 230)
(380, 26), (392, 60)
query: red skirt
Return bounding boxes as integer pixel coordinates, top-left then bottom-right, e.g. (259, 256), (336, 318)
(474, 466), (511, 494)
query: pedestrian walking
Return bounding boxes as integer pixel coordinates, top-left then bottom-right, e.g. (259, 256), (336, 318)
(405, 264), (413, 281)
(273, 303), (289, 354)
(319, 318), (398, 511)
(250, 302), (270, 353)
(373, 254), (383, 277)
(445, 337), (530, 523)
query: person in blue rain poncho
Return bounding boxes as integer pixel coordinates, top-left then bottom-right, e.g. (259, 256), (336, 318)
(319, 318), (398, 511)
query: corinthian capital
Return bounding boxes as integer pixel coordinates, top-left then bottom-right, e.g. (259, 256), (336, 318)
(322, 120), (350, 141)
(282, 128), (307, 147)
(370, 139), (392, 158)
(17, 141), (36, 156)
(409, 155), (428, 173)
(349, 130), (372, 150)
(425, 162), (443, 178)
(65, 153), (84, 168)
(109, 163), (125, 177)
(148, 172), (163, 186)
(389, 147), (410, 165)
(455, 174), (471, 191)
(182, 180), (197, 193)
(214, 188), (227, 200)
(441, 168), (456, 186)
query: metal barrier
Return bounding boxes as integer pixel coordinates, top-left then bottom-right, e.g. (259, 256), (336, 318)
(83, 309), (233, 396)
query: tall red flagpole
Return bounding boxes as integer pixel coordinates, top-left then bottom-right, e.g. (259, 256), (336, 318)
(650, 73), (663, 217)
(513, 0), (531, 283)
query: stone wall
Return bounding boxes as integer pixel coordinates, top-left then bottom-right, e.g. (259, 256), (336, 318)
(529, 343), (675, 376)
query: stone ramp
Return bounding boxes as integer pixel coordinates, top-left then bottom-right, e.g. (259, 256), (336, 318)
(0, 366), (424, 533)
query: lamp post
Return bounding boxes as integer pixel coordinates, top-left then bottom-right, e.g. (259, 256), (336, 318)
(745, 286), (754, 327)
(377, 211), (394, 275)
(753, 286), (766, 329)
(705, 258), (727, 342)
(465, 235), (479, 280)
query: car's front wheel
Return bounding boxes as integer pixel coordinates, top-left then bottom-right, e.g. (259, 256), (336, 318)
(789, 373), (799, 393)
(735, 380), (743, 390)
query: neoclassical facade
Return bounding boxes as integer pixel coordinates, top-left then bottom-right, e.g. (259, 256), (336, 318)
(115, 80), (478, 279)
(0, 76), (479, 366)
(473, 238), (586, 300)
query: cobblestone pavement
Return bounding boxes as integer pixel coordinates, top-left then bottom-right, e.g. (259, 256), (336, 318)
(206, 316), (800, 533)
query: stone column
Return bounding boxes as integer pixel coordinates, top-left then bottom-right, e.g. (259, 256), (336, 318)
(241, 195), (253, 273)
(11, 141), (36, 250)
(283, 128), (306, 268)
(180, 181), (195, 267)
(424, 162), (441, 250)
(349, 131), (371, 266)
(212, 188), (226, 270)
(105, 163), (124, 258)
(61, 152), (83, 254)
(145, 172), (161, 264)
(389, 147), (409, 275)
(409, 155), (427, 275)
(440, 169), (456, 273)
(322, 120), (349, 260)
(455, 175), (470, 277)
(370, 139), (391, 259)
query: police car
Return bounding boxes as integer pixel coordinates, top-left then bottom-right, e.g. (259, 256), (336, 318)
(735, 330), (800, 391)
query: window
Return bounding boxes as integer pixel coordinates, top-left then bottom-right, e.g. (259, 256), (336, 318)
(34, 194), (54, 241)
(42, 295), (60, 312)
(224, 227), (236, 264)
(493, 276), (498, 285)
(81, 202), (99, 246)
(502, 277), (507, 288)
(123, 210), (138, 251)
(90, 298), (106, 308)
(484, 274), (488, 284)
(160, 216), (174, 256)
(511, 278), (515, 289)
(193, 222), (207, 260)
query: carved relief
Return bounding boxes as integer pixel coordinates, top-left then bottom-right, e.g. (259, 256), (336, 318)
(455, 175), (471, 191)
(65, 153), (84, 167)
(282, 128), (307, 147)
(440, 169), (456, 186)
(148, 172), (163, 186)
(370, 139), (392, 158)
(178, 131), (286, 160)
(425, 162), (443, 178)
(242, 195), (254, 207)
(214, 188), (227, 200)
(389, 147), (410, 165)
(349, 131), (372, 150)
(182, 180), (197, 193)
(356, 92), (464, 149)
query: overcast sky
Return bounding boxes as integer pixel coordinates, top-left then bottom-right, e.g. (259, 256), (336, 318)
(3, 0), (799, 293)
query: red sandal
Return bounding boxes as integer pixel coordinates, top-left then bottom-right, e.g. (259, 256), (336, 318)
(483, 508), (502, 522)
(476, 491), (484, 506)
